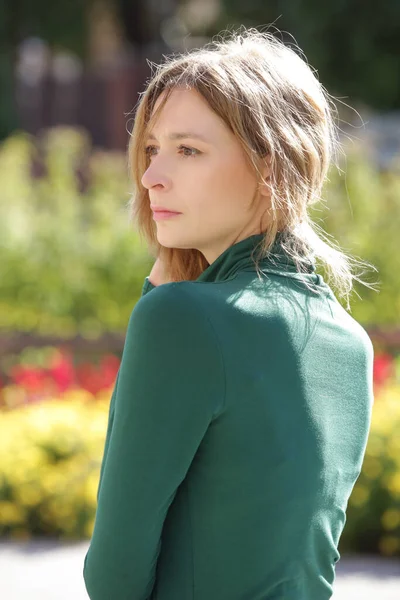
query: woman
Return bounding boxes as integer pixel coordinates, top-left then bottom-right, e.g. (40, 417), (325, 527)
(83, 26), (376, 600)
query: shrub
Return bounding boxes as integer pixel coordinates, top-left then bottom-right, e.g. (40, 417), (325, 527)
(0, 127), (152, 337)
(340, 382), (400, 556)
(0, 377), (399, 550)
(309, 139), (400, 325)
(0, 127), (399, 336)
(0, 392), (109, 540)
(0, 345), (120, 409)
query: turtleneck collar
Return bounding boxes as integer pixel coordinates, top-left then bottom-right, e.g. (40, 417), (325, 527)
(195, 232), (317, 284)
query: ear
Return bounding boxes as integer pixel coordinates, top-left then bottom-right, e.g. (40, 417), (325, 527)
(258, 153), (272, 198)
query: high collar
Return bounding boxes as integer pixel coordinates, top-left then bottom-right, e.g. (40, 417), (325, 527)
(195, 232), (317, 284)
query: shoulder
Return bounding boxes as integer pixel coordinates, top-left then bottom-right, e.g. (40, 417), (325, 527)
(132, 281), (205, 326)
(127, 282), (222, 355)
(124, 282), (226, 413)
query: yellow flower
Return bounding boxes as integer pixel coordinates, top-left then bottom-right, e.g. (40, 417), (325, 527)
(378, 535), (400, 556)
(349, 485), (369, 507)
(386, 441), (400, 462)
(362, 456), (383, 480)
(0, 501), (26, 525)
(386, 473), (400, 499)
(365, 436), (384, 458)
(381, 508), (400, 531)
(13, 483), (43, 507)
(84, 517), (95, 538)
(40, 468), (65, 495)
(84, 472), (100, 505)
(0, 394), (110, 538)
(61, 389), (94, 404)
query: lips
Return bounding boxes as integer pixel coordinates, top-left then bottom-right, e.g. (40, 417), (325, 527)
(151, 209), (181, 214)
(152, 209), (182, 221)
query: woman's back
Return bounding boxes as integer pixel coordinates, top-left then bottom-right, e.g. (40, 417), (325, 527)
(150, 234), (374, 599)
(83, 233), (374, 600)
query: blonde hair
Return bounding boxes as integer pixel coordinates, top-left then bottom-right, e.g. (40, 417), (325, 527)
(128, 25), (377, 311)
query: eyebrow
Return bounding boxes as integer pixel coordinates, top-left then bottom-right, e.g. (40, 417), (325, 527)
(146, 131), (210, 142)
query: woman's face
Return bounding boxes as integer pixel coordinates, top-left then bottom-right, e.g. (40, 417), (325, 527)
(141, 86), (271, 264)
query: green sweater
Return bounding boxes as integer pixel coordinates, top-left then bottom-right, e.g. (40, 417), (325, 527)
(83, 233), (374, 600)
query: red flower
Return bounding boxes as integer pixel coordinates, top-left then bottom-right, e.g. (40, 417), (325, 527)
(75, 355), (120, 395)
(10, 365), (48, 391)
(99, 354), (120, 388)
(4, 347), (121, 401)
(48, 349), (76, 392)
(373, 353), (395, 387)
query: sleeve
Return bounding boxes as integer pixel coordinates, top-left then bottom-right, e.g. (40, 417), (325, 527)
(82, 283), (225, 600)
(91, 277), (156, 505)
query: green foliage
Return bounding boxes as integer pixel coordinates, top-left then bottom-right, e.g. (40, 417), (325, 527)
(3, 1), (87, 58)
(0, 126), (399, 337)
(212, 2), (400, 110)
(339, 384), (400, 557)
(311, 141), (400, 325)
(0, 381), (399, 551)
(0, 127), (153, 338)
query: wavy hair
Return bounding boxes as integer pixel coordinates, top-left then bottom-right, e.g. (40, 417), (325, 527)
(127, 25), (377, 311)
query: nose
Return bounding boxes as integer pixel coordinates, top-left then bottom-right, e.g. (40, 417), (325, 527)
(141, 164), (170, 191)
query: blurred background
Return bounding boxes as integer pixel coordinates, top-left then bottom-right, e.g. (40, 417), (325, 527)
(0, 1), (400, 597)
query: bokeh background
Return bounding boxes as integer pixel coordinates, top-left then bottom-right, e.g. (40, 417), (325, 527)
(1, 0), (400, 586)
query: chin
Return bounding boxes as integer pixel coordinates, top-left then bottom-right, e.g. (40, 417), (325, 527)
(155, 231), (181, 249)
(155, 230), (195, 250)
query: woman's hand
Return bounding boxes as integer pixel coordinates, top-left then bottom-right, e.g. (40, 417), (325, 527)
(148, 255), (172, 287)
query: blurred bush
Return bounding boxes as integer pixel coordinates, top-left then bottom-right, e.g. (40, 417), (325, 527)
(0, 126), (399, 336)
(0, 392), (109, 540)
(0, 345), (120, 409)
(0, 127), (152, 338)
(0, 376), (399, 553)
(339, 383), (400, 557)
(309, 140), (400, 326)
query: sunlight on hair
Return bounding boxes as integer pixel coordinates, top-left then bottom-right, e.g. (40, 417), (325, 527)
(127, 25), (379, 312)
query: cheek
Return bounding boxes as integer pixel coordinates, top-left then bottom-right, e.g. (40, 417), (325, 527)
(181, 154), (256, 217)
(212, 156), (257, 206)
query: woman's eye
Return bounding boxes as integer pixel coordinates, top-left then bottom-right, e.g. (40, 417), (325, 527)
(178, 145), (199, 158)
(144, 145), (200, 159)
(145, 145), (157, 157)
